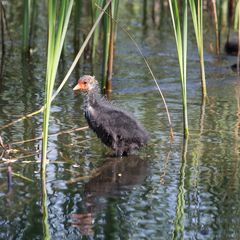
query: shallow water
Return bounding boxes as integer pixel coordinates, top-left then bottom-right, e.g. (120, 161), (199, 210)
(0, 1), (240, 239)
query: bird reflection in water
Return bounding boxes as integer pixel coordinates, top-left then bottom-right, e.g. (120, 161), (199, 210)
(70, 155), (150, 236)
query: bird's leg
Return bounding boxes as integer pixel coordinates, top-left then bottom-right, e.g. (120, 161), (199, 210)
(111, 134), (124, 157)
(115, 149), (123, 157)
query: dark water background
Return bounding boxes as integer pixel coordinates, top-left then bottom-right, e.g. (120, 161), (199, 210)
(0, 1), (240, 239)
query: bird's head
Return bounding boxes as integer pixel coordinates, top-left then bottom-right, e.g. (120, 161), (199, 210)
(73, 75), (98, 92)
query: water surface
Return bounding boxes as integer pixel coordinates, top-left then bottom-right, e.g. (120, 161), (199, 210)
(0, 1), (240, 239)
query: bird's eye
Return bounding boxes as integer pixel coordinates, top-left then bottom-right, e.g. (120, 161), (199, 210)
(83, 81), (87, 85)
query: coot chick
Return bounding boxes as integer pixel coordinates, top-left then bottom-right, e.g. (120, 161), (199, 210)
(73, 75), (149, 156)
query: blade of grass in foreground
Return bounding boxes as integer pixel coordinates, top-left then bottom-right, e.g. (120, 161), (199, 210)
(168, 0), (189, 137)
(41, 2), (73, 238)
(189, 0), (207, 97)
(42, 0), (73, 164)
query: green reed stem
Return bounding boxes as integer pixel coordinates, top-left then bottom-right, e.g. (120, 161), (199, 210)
(42, 174), (50, 240)
(102, 1), (111, 91)
(189, 0), (207, 97)
(42, 0), (73, 166)
(211, 0), (220, 54)
(168, 0), (189, 137)
(91, 0), (104, 60)
(234, 0), (239, 30)
(41, 2), (73, 238)
(106, 0), (119, 91)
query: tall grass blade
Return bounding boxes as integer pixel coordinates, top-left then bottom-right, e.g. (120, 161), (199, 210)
(100, 0), (119, 92)
(168, 0), (189, 137)
(41, 2), (73, 238)
(42, 174), (50, 240)
(234, 0), (239, 30)
(42, 0), (73, 165)
(189, 0), (207, 97)
(183, 0), (188, 136)
(211, 0), (220, 54)
(106, 0), (119, 91)
(102, 1), (111, 91)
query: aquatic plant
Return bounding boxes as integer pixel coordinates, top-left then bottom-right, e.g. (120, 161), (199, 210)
(107, 0), (119, 90)
(211, 0), (220, 55)
(41, 2), (74, 236)
(91, 0), (119, 91)
(102, 0), (119, 92)
(189, 0), (207, 97)
(168, 0), (189, 137)
(42, 0), (74, 164)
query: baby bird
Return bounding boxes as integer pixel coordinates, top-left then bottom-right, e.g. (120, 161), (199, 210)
(73, 75), (149, 156)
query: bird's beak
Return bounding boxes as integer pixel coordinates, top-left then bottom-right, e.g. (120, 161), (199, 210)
(73, 83), (82, 91)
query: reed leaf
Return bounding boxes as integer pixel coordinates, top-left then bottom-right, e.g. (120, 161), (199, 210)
(42, 174), (50, 240)
(106, 0), (119, 90)
(102, 0), (111, 91)
(168, 0), (189, 137)
(234, 0), (239, 30)
(42, 0), (73, 166)
(211, 0), (220, 54)
(91, 0), (104, 60)
(12, 171), (34, 182)
(189, 0), (207, 97)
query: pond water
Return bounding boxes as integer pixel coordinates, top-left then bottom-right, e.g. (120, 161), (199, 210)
(0, 1), (240, 239)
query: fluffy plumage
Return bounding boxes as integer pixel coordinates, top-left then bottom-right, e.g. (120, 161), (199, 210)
(73, 75), (149, 156)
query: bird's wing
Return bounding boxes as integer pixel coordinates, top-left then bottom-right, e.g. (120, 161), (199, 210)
(94, 107), (142, 138)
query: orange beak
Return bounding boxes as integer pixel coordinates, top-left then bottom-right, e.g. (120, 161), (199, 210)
(73, 81), (87, 91)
